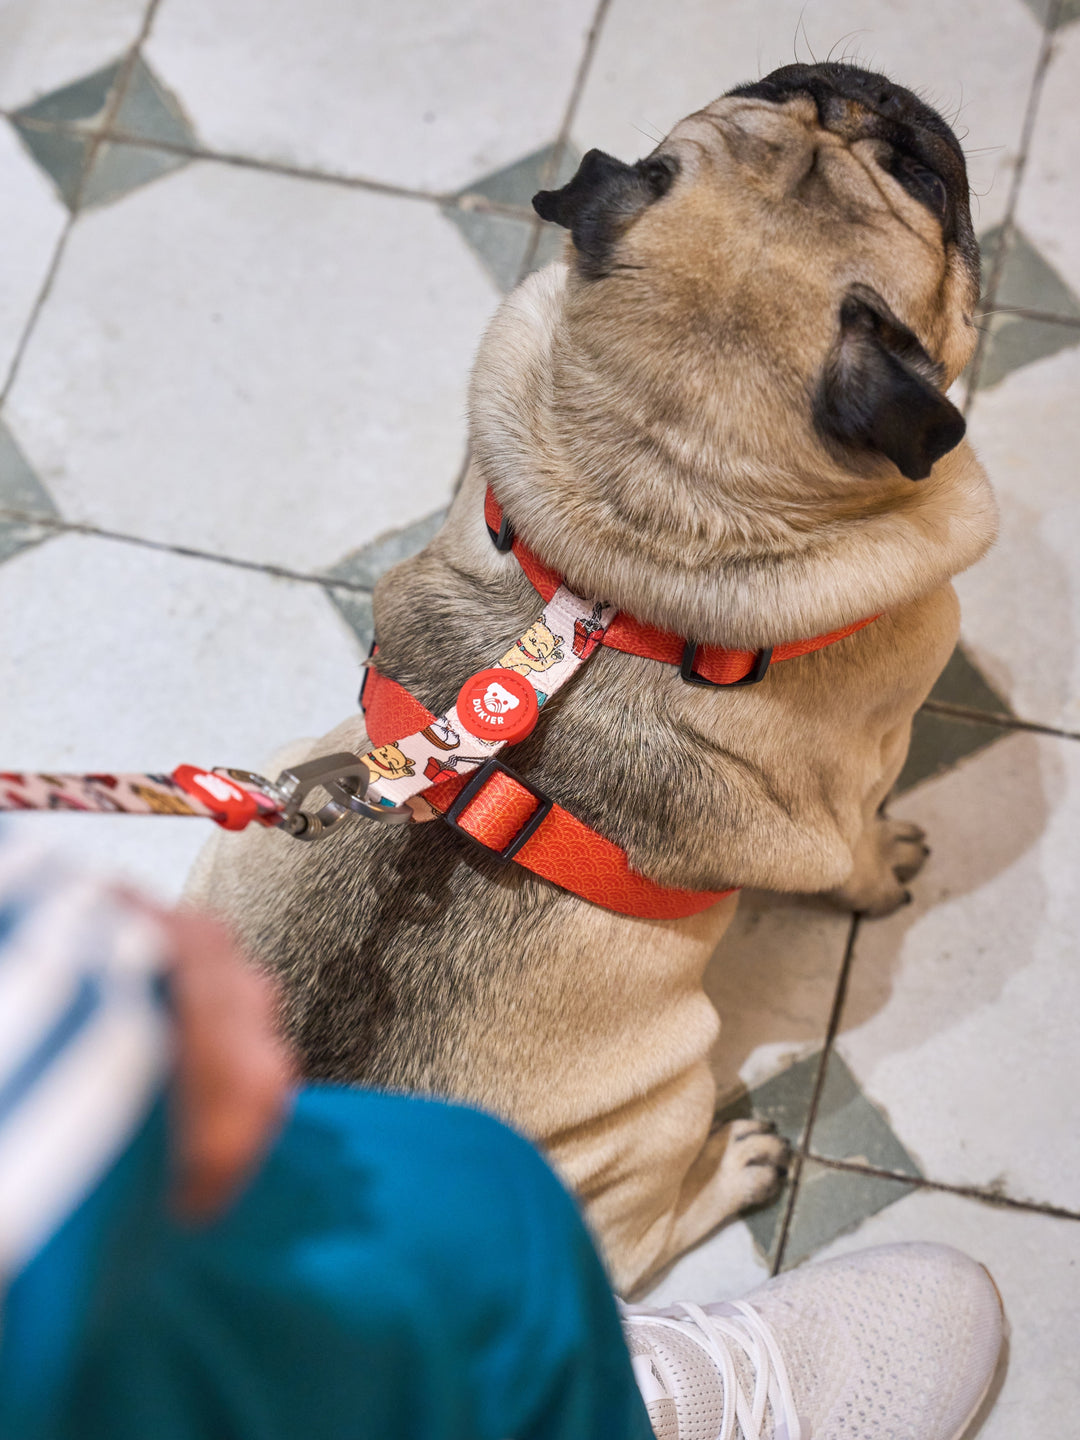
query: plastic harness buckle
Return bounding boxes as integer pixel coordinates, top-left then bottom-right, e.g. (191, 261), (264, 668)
(680, 641), (774, 688)
(443, 757), (554, 863)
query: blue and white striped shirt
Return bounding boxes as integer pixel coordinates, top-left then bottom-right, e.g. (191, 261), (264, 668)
(0, 840), (171, 1291)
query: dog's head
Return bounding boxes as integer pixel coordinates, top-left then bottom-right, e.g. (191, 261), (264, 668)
(533, 63), (977, 484)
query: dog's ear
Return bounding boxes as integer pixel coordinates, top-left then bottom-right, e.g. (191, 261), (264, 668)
(532, 149), (679, 277)
(815, 290), (966, 480)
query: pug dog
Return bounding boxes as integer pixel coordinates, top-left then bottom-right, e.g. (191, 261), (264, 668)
(187, 63), (996, 1296)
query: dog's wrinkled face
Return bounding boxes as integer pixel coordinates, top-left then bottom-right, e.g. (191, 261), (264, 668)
(533, 63), (978, 484)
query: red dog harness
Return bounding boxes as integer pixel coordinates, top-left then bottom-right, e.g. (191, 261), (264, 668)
(355, 490), (877, 919)
(1, 490), (877, 921)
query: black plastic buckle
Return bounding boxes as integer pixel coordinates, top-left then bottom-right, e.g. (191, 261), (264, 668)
(680, 641), (774, 688)
(443, 758), (553, 863)
(486, 513), (515, 552)
(358, 637), (378, 710)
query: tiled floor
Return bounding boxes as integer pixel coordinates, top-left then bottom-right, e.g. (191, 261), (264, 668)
(1, 2), (1077, 1431)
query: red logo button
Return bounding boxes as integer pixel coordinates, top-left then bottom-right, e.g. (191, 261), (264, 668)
(456, 668), (539, 745)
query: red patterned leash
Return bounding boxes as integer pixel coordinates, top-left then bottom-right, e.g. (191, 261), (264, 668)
(0, 758), (394, 841)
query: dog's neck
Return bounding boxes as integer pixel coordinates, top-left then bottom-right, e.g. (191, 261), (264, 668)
(468, 264), (997, 650)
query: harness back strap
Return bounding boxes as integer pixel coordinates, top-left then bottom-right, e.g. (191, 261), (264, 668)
(483, 490), (877, 684)
(361, 666), (734, 919)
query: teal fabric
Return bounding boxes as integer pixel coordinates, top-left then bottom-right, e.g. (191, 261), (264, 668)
(1, 1088), (652, 1440)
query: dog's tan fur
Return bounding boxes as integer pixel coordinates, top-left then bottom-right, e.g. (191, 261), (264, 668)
(186, 74), (996, 1295)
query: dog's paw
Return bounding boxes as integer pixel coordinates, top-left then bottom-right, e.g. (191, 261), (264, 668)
(826, 816), (931, 917)
(883, 818), (930, 881)
(712, 1118), (789, 1210)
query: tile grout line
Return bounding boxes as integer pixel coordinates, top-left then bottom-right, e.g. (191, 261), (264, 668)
(964, 0), (1063, 405)
(7, 115), (535, 217)
(975, 305), (1080, 329)
(920, 699), (1080, 743)
(0, 506), (375, 593)
(0, 214), (75, 408)
(518, 0), (614, 281)
(0, 0), (163, 409)
(770, 913), (861, 1275)
(805, 1153), (1080, 1224)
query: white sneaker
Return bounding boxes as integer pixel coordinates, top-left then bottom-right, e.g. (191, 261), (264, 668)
(622, 1243), (1004, 1440)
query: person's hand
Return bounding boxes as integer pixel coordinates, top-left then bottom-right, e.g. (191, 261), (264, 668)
(152, 909), (296, 1222)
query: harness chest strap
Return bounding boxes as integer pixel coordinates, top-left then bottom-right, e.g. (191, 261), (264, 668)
(361, 666), (733, 919)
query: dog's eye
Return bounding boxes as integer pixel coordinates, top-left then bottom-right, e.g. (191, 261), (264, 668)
(893, 156), (948, 221)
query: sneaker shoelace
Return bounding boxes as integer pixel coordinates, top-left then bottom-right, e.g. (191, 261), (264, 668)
(626, 1299), (803, 1440)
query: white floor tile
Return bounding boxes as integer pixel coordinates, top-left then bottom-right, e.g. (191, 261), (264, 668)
(807, 1181), (1080, 1440)
(961, 342), (1080, 730)
(642, 1217), (772, 1308)
(5, 158), (496, 572)
(825, 731), (1080, 1211)
(0, 531), (363, 897)
(1015, 22), (1080, 298)
(0, 122), (66, 384)
(0, 0), (146, 110)
(145, 0), (596, 193)
(573, 0), (1042, 233)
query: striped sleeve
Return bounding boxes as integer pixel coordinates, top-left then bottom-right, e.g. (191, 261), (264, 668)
(0, 839), (172, 1286)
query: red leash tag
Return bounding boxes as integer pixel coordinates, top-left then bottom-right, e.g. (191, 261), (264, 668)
(172, 765), (260, 830)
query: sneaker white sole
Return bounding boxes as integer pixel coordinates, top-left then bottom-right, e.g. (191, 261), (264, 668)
(948, 1265), (1008, 1440)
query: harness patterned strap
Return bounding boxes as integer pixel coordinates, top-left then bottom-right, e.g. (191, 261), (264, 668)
(353, 569), (619, 816)
(359, 666), (734, 919)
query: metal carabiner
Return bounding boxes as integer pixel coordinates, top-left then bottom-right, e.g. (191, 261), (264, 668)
(272, 752), (412, 841)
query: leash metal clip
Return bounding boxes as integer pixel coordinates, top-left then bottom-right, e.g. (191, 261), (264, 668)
(273, 752), (411, 841)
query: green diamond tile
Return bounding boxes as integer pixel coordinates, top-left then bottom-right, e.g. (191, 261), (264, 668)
(975, 225), (1080, 390)
(10, 123), (94, 209)
(988, 225), (1080, 316)
(12, 57), (196, 211)
(977, 313), (1080, 390)
(109, 56), (195, 149)
(720, 1054), (921, 1267)
(808, 1053), (923, 1177)
(897, 710), (1011, 794)
(897, 646), (1014, 793)
(928, 643), (1012, 715)
(454, 143), (579, 210)
(0, 422), (59, 565)
(447, 207), (539, 294)
(1019, 0), (1080, 27)
(779, 1159), (918, 1269)
(12, 61), (122, 129)
(445, 143), (578, 293)
(714, 1051), (920, 1264)
(716, 1052), (821, 1151)
(80, 139), (190, 209)
(323, 508), (447, 652)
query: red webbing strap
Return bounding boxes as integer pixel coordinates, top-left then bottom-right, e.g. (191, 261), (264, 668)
(483, 489), (878, 683)
(362, 667), (733, 919)
(426, 770), (732, 919)
(363, 665), (426, 747)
